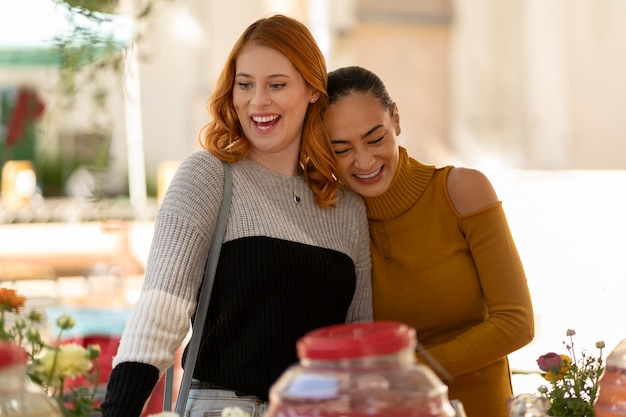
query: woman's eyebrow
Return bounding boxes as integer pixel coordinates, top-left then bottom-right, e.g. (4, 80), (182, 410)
(235, 72), (292, 79)
(330, 124), (385, 145)
(363, 124), (384, 138)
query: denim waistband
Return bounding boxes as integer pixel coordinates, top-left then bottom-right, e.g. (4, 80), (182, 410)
(190, 379), (258, 398)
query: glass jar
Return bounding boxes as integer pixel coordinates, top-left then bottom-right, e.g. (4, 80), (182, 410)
(0, 341), (62, 417)
(265, 321), (457, 417)
(508, 393), (549, 417)
(595, 338), (626, 417)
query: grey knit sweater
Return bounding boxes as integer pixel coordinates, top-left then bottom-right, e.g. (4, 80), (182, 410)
(101, 150), (372, 417)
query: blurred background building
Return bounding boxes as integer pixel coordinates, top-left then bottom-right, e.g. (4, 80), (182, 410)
(1, 0), (625, 396)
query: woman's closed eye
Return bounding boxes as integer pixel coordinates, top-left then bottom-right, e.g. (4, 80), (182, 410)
(332, 135), (384, 155)
(333, 147), (350, 155)
(331, 141), (351, 155)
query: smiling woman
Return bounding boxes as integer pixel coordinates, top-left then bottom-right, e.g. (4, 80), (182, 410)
(100, 15), (372, 417)
(325, 65), (534, 417)
(232, 43), (319, 176)
(324, 92), (400, 198)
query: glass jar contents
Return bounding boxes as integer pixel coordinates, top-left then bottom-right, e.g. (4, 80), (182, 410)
(266, 321), (457, 417)
(595, 339), (626, 417)
(508, 393), (549, 417)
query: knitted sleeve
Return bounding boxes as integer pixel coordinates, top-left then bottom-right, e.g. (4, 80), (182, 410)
(343, 190), (373, 323)
(419, 203), (535, 377)
(101, 151), (225, 417)
(100, 362), (159, 417)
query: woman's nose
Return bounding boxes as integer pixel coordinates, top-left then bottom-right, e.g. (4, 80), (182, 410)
(250, 88), (270, 106)
(353, 151), (375, 170)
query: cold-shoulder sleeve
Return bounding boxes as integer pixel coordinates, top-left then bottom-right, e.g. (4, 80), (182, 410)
(420, 202), (535, 377)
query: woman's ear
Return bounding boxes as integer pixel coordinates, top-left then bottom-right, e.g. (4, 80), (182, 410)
(309, 90), (321, 103)
(392, 103), (401, 135)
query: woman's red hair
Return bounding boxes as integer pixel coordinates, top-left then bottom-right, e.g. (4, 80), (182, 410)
(198, 14), (338, 208)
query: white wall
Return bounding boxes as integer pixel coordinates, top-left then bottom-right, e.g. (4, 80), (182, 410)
(451, 0), (626, 170)
(132, 0), (264, 185)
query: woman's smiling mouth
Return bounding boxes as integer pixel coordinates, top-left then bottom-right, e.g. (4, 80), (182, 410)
(355, 166), (383, 180)
(252, 114), (280, 131)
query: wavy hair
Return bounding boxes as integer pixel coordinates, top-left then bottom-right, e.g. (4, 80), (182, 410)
(199, 14), (338, 208)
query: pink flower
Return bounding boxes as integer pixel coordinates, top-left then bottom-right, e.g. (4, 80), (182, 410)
(537, 352), (563, 372)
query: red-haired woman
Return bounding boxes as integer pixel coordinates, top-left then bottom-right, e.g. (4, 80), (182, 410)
(101, 15), (372, 417)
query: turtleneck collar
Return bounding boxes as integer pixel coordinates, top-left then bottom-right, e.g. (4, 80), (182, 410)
(363, 147), (435, 221)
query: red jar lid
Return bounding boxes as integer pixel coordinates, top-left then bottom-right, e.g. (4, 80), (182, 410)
(0, 341), (28, 368)
(297, 321), (416, 360)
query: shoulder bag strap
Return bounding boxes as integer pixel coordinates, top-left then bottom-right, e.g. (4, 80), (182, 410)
(163, 161), (233, 414)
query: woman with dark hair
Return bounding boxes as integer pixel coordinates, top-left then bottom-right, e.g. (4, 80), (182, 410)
(101, 17), (372, 417)
(324, 65), (534, 417)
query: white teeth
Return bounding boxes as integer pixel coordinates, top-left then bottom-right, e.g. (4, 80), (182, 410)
(356, 168), (381, 179)
(252, 115), (279, 123)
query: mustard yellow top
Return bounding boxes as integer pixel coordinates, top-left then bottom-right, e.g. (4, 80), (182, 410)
(364, 147), (534, 417)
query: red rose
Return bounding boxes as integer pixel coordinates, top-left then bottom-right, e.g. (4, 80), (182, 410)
(537, 352), (563, 371)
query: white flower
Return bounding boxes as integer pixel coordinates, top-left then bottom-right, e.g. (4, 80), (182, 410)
(33, 343), (93, 388)
(221, 407), (251, 417)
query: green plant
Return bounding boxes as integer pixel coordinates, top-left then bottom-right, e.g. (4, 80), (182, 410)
(536, 329), (606, 417)
(0, 287), (101, 417)
(43, 0), (170, 200)
(50, 0), (126, 110)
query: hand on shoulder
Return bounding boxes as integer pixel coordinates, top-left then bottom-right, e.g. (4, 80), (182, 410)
(447, 167), (499, 215)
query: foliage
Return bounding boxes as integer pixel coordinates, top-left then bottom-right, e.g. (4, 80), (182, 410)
(50, 0), (126, 111)
(43, 0), (171, 200)
(536, 329), (605, 417)
(50, 0), (168, 108)
(0, 287), (101, 417)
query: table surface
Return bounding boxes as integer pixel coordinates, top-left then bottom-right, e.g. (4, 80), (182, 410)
(0, 219), (154, 280)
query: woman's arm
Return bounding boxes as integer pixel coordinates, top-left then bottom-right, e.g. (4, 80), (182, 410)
(421, 168), (535, 377)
